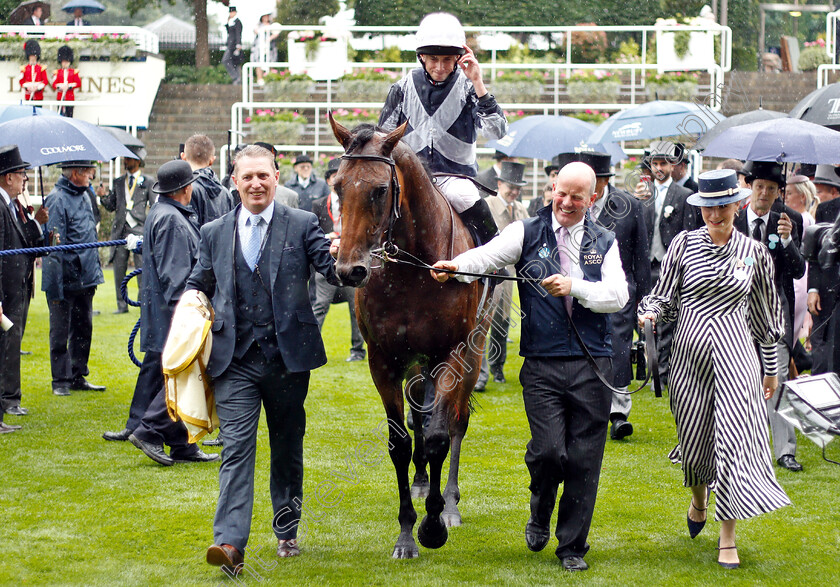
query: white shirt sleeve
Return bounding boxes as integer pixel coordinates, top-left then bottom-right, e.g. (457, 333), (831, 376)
(568, 240), (629, 313)
(450, 221), (525, 282)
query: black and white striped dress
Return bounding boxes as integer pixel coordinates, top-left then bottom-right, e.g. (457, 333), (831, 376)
(639, 228), (791, 521)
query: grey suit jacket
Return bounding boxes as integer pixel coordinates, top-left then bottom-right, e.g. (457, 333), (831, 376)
(186, 202), (340, 376)
(643, 181), (700, 254)
(100, 172), (155, 239)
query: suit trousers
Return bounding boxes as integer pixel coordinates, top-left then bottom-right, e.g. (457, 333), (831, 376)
(520, 355), (612, 559)
(312, 272), (365, 356)
(609, 297), (638, 419)
(125, 350), (163, 431)
(810, 290), (837, 376)
(477, 282), (513, 386)
(112, 246), (142, 310)
(132, 368), (197, 459)
(651, 261), (674, 387)
(767, 342), (797, 459)
(0, 290), (26, 410)
(222, 50), (241, 83)
(213, 342), (310, 553)
(48, 287), (95, 389)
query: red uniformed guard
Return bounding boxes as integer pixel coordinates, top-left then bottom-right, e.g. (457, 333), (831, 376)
(52, 45), (81, 118)
(19, 40), (48, 102)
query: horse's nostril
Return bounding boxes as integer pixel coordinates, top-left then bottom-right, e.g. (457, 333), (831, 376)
(349, 265), (368, 284)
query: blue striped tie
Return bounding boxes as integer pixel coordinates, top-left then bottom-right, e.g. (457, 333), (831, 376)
(243, 215), (263, 270)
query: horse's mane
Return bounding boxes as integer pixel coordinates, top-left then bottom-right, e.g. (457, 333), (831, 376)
(345, 123), (434, 178)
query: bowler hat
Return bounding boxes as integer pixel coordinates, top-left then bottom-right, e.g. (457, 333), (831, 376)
(294, 154), (313, 166)
(812, 164), (840, 190)
(743, 160), (785, 188)
(687, 169), (751, 207)
(0, 145), (31, 176)
(59, 160), (97, 169)
(576, 152), (613, 177)
(57, 45), (74, 63)
(324, 157), (341, 179)
(497, 161), (527, 187)
(153, 160), (199, 194)
(24, 40), (40, 58)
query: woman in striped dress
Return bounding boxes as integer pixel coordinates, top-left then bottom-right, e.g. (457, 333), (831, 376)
(638, 169), (790, 569)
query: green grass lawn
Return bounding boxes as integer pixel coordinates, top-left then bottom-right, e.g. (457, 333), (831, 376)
(1, 269), (838, 586)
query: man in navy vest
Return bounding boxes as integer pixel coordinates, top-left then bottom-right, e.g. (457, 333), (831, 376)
(432, 162), (628, 572)
(188, 145), (340, 572)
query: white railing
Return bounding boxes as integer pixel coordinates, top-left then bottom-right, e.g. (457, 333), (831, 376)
(0, 26), (159, 54)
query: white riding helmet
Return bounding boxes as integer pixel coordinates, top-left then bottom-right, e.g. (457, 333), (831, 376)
(415, 12), (466, 56)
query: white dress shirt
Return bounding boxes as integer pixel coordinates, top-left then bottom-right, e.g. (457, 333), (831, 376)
(451, 214), (629, 314)
(746, 207), (792, 248)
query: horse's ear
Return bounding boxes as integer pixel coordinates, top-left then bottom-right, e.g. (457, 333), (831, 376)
(329, 110), (352, 149)
(381, 122), (408, 156)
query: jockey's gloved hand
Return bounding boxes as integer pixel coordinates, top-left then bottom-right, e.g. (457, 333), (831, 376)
(125, 234), (143, 254)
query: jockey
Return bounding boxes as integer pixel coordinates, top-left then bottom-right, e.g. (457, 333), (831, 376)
(378, 12), (507, 245)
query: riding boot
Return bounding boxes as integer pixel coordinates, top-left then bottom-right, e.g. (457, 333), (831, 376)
(459, 199), (498, 247)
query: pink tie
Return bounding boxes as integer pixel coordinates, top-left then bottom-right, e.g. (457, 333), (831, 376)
(556, 227), (573, 315)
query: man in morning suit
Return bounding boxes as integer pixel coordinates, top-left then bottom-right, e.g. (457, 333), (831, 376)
(634, 140), (700, 388)
(570, 151), (651, 440)
(222, 6), (243, 83)
(808, 165), (840, 377)
(0, 146), (46, 428)
(189, 146), (340, 572)
(97, 146), (155, 313)
(431, 162), (629, 572)
(738, 161), (806, 472)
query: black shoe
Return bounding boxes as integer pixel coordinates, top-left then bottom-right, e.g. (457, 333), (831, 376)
(70, 378), (106, 392)
(0, 422), (22, 433)
(20, 350), (32, 356)
(345, 353), (365, 362)
(113, 307), (129, 315)
(202, 437), (223, 447)
(52, 387), (71, 396)
(102, 428), (132, 441)
(561, 556), (589, 572)
(777, 454), (803, 472)
(459, 199), (499, 246)
(610, 419), (633, 440)
(687, 487), (710, 539)
(173, 450), (221, 464)
(492, 367), (506, 384)
(129, 434), (174, 466)
(92, 310), (101, 316)
(5, 406), (28, 416)
(473, 381), (486, 392)
(525, 515), (551, 552)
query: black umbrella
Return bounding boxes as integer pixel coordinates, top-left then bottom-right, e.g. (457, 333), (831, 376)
(8, 0), (51, 25)
(790, 83), (840, 130)
(695, 109), (788, 150)
(101, 126), (145, 149)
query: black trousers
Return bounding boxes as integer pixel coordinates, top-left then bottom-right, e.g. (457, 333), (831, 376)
(125, 351), (163, 431)
(212, 342), (310, 552)
(811, 290), (837, 376)
(520, 356), (612, 559)
(132, 363), (196, 459)
(651, 261), (674, 386)
(0, 289), (28, 410)
(48, 287), (95, 389)
(112, 246), (142, 310)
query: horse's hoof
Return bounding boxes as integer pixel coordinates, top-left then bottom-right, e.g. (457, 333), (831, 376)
(392, 543), (419, 559)
(411, 482), (430, 499)
(441, 512), (462, 528)
(417, 515), (448, 549)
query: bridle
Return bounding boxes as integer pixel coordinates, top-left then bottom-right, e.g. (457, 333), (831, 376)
(340, 153), (403, 250)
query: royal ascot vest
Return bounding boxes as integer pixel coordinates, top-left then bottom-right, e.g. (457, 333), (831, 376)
(515, 207), (615, 358)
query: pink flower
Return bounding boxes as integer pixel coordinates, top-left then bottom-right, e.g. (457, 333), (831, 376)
(245, 117), (252, 123)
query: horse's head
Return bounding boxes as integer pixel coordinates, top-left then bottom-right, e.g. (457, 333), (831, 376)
(329, 113), (408, 287)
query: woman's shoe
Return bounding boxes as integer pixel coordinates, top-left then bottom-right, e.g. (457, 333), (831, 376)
(687, 487), (710, 539)
(717, 538), (740, 569)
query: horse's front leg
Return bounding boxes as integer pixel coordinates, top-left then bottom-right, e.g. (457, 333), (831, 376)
(370, 352), (418, 559)
(442, 415), (468, 528)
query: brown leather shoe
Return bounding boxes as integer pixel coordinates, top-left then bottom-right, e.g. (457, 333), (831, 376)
(277, 539), (300, 558)
(206, 544), (243, 570)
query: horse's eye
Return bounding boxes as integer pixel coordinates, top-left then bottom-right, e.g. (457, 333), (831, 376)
(373, 186), (388, 198)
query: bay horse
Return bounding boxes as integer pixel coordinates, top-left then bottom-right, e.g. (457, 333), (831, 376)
(329, 114), (491, 558)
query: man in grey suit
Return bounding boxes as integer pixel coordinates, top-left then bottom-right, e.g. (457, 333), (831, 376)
(634, 141), (700, 387)
(97, 146), (155, 313)
(188, 146), (340, 572)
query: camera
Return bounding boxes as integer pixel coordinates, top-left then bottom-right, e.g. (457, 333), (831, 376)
(802, 216), (840, 273)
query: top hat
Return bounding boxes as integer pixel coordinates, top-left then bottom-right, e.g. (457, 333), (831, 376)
(59, 160), (97, 169)
(687, 169), (752, 207)
(812, 164), (840, 190)
(552, 152), (582, 170)
(126, 145), (147, 164)
(324, 157), (341, 179)
(743, 160), (785, 187)
(796, 163), (816, 178)
(0, 145), (31, 176)
(544, 161), (558, 176)
(57, 45), (74, 63)
(647, 140), (680, 162)
(294, 154), (313, 166)
(576, 152), (613, 177)
(152, 160), (199, 194)
(229, 5), (237, 12)
(497, 161), (527, 187)
(24, 39), (41, 58)
(492, 150), (509, 161)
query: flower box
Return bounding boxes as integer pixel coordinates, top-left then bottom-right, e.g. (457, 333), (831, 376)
(333, 80), (393, 102)
(247, 121), (306, 144)
(491, 80), (544, 104)
(263, 79), (316, 102)
(645, 81), (697, 101)
(566, 80), (621, 103)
